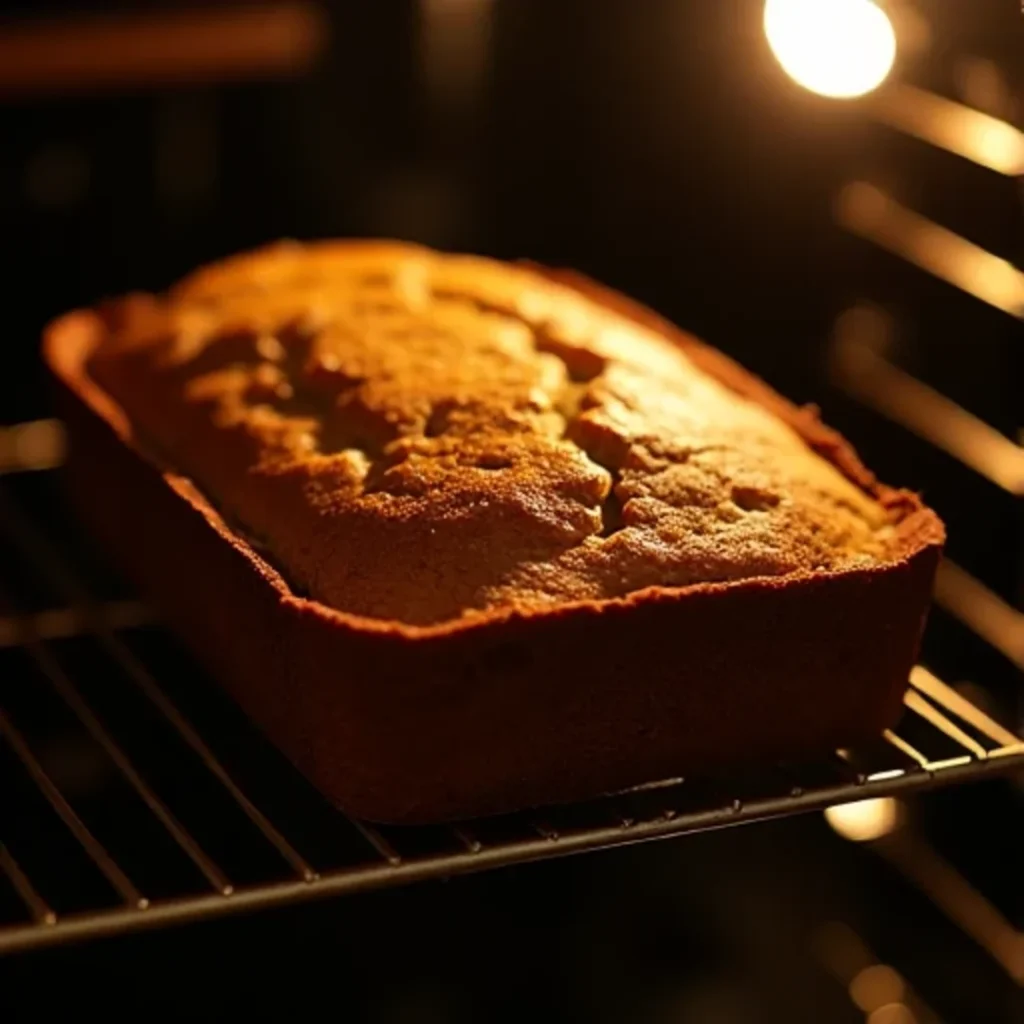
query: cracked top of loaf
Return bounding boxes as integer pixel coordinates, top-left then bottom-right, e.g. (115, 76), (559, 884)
(88, 241), (897, 625)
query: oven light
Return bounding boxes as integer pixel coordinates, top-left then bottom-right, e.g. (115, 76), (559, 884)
(764, 0), (896, 99)
(824, 797), (900, 841)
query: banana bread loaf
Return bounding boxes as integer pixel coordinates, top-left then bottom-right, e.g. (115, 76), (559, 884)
(45, 241), (944, 822)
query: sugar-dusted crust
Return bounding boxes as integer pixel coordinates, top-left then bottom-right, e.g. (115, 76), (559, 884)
(44, 241), (944, 822)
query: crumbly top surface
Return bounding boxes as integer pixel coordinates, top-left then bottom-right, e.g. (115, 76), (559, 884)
(88, 241), (894, 625)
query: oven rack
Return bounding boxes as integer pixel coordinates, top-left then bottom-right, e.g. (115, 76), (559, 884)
(831, 82), (1023, 511)
(0, 447), (1022, 955)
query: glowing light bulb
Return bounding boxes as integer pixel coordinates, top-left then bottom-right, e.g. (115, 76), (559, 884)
(765, 0), (896, 98)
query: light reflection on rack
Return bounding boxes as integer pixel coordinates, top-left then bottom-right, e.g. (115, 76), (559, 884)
(0, 602), (154, 649)
(872, 82), (1024, 175)
(932, 563), (1024, 674)
(825, 663), (1024, 981)
(874, 829), (1024, 987)
(0, 419), (66, 476)
(814, 920), (942, 1023)
(830, 69), (1024, 1008)
(836, 183), (1024, 317)
(0, 843), (55, 927)
(829, 305), (1024, 495)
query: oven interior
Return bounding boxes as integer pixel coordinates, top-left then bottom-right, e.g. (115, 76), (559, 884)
(0, 2), (1021, 1020)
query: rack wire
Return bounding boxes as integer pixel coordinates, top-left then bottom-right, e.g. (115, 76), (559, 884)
(825, 72), (1024, 1002)
(1, 439), (1022, 956)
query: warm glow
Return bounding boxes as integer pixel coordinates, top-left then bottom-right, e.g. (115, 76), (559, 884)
(825, 797), (899, 841)
(765, 0), (896, 98)
(875, 83), (1024, 176)
(850, 964), (906, 1012)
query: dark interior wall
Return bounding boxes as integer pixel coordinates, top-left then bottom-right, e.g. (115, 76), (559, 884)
(3, 0), (1019, 409)
(0, 0), (880, 420)
(0, 6), (1021, 1020)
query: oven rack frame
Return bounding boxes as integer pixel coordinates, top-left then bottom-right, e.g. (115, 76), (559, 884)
(0, 451), (1021, 955)
(2, 70), (1023, 958)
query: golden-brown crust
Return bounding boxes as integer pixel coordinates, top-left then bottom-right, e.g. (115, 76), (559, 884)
(43, 242), (944, 822)
(82, 241), (934, 626)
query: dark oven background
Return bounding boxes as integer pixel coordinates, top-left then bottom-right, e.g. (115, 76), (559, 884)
(1, 2), (1022, 1020)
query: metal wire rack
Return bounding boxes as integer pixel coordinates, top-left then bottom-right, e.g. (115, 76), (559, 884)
(0, 440), (1021, 956)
